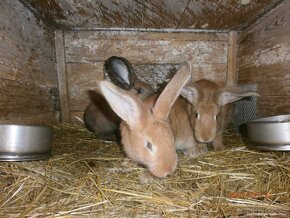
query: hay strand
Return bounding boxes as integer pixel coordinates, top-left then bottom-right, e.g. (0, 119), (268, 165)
(0, 123), (289, 217)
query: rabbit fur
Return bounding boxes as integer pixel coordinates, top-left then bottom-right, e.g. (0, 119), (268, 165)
(98, 63), (191, 179)
(181, 79), (259, 151)
(84, 56), (154, 141)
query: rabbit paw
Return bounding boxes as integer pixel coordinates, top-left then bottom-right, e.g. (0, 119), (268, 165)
(213, 143), (226, 151)
(183, 144), (208, 158)
(139, 171), (155, 184)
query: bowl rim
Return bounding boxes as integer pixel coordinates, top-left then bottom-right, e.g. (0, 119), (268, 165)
(247, 114), (290, 124)
(0, 124), (52, 129)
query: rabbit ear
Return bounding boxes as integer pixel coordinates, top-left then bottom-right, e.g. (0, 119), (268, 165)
(217, 89), (259, 106)
(153, 62), (191, 119)
(180, 85), (199, 105)
(99, 81), (143, 127)
(105, 56), (137, 90)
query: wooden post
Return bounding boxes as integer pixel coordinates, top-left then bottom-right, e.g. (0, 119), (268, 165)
(227, 31), (238, 86)
(55, 30), (70, 123)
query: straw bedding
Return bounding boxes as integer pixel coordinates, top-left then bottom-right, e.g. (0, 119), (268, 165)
(0, 123), (289, 217)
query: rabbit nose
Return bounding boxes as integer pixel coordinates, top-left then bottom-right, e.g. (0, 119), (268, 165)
(198, 135), (213, 143)
(202, 137), (212, 143)
(151, 163), (177, 178)
(151, 170), (168, 178)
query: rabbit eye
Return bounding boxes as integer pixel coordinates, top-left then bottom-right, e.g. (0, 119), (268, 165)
(137, 87), (144, 94)
(147, 142), (153, 151)
(195, 112), (200, 120)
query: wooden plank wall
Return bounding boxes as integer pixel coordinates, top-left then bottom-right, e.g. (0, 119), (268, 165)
(63, 30), (229, 124)
(0, 0), (58, 124)
(237, 0), (290, 117)
(22, 0), (281, 30)
(55, 30), (70, 123)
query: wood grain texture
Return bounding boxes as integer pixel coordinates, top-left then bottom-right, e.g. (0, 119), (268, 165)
(0, 79), (58, 124)
(178, 0), (281, 30)
(191, 63), (227, 85)
(226, 31), (238, 85)
(257, 96), (290, 117)
(64, 30), (229, 114)
(55, 30), (70, 122)
(66, 62), (104, 111)
(0, 0), (56, 85)
(0, 113), (59, 125)
(22, 0), (281, 30)
(0, 0), (58, 124)
(65, 31), (228, 64)
(237, 0), (290, 116)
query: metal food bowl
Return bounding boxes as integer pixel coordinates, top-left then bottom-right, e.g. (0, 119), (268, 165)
(247, 115), (290, 151)
(0, 124), (53, 161)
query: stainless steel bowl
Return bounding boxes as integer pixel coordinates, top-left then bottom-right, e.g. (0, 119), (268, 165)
(0, 124), (53, 161)
(247, 115), (290, 151)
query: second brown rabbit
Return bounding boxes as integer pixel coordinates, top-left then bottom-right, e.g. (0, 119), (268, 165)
(181, 79), (259, 151)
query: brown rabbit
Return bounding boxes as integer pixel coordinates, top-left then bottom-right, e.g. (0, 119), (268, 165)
(180, 79), (259, 151)
(84, 56), (154, 141)
(98, 63), (191, 179)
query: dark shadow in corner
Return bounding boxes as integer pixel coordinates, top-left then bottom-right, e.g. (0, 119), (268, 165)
(238, 123), (251, 147)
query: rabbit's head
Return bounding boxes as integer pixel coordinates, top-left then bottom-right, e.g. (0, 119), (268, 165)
(181, 79), (258, 143)
(99, 63), (191, 178)
(105, 56), (154, 100)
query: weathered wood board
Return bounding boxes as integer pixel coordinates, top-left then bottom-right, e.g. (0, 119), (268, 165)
(237, 0), (290, 117)
(0, 0), (57, 124)
(0, 79), (58, 124)
(227, 31), (238, 85)
(22, 0), (281, 30)
(55, 30), (70, 122)
(64, 30), (229, 119)
(258, 96), (290, 116)
(66, 62), (104, 112)
(65, 31), (228, 64)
